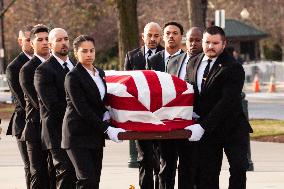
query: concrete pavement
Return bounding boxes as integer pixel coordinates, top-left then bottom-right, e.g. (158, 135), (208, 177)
(0, 119), (284, 189)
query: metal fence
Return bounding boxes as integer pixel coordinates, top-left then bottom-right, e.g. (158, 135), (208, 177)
(243, 61), (284, 83)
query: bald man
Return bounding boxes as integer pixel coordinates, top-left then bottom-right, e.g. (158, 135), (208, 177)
(124, 22), (164, 189)
(34, 28), (76, 188)
(124, 22), (164, 70)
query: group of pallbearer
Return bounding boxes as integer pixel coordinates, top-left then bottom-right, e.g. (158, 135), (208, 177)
(5, 21), (252, 189)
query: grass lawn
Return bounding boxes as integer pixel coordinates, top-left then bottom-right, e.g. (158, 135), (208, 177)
(249, 119), (284, 139)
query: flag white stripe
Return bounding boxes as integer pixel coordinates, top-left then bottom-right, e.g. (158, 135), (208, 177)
(156, 71), (176, 106)
(153, 106), (193, 120)
(108, 107), (164, 125)
(106, 71), (151, 110)
(106, 83), (133, 97)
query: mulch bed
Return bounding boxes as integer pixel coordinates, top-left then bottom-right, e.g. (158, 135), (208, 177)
(252, 135), (284, 143)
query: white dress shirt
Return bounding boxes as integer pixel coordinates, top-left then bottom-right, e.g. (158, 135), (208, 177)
(179, 53), (191, 80)
(23, 51), (32, 60)
(197, 55), (217, 93)
(84, 66), (110, 121)
(52, 53), (74, 71)
(34, 53), (48, 63)
(144, 46), (156, 59)
(164, 49), (182, 70)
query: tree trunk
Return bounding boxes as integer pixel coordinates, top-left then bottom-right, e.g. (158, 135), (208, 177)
(116, 0), (139, 70)
(187, 0), (208, 29)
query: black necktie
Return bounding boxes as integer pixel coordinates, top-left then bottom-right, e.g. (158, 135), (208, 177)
(63, 62), (70, 74)
(147, 49), (152, 57)
(201, 59), (212, 91)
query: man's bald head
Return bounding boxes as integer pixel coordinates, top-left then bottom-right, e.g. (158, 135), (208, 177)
(186, 27), (203, 56)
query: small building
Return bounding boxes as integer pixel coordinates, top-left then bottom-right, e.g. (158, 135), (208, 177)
(224, 19), (267, 61)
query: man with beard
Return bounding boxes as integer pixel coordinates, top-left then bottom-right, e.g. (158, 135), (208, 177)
(147, 21), (184, 189)
(34, 28), (76, 188)
(184, 26), (253, 189)
(124, 22), (164, 70)
(166, 27), (203, 189)
(19, 24), (51, 189)
(6, 25), (34, 189)
(124, 22), (164, 189)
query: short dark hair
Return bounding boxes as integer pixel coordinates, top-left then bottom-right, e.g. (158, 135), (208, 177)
(30, 24), (49, 40)
(204, 26), (226, 41)
(73, 35), (95, 52)
(163, 21), (184, 35)
(19, 25), (33, 33)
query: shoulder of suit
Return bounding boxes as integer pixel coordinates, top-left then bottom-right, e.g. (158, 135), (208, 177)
(128, 47), (142, 55)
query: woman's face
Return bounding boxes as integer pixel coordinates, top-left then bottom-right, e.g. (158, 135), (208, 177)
(75, 41), (95, 66)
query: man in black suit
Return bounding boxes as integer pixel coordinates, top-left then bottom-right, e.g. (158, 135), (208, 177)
(6, 25), (34, 189)
(148, 21), (184, 189)
(184, 26), (253, 189)
(124, 22), (164, 71)
(34, 28), (76, 188)
(167, 27), (203, 189)
(124, 22), (163, 189)
(19, 24), (51, 189)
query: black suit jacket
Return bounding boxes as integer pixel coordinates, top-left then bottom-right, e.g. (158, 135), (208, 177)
(124, 45), (164, 70)
(19, 56), (42, 142)
(6, 52), (29, 137)
(148, 49), (184, 72)
(61, 63), (111, 149)
(185, 52), (253, 142)
(34, 56), (74, 150)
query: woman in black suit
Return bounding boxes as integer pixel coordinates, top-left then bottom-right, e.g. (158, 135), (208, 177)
(62, 35), (125, 189)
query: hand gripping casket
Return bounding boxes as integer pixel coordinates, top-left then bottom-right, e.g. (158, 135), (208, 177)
(105, 70), (195, 132)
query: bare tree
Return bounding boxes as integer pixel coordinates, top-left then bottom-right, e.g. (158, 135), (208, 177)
(116, 0), (139, 70)
(187, 0), (208, 29)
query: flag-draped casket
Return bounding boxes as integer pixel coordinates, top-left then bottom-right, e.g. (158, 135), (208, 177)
(105, 70), (195, 132)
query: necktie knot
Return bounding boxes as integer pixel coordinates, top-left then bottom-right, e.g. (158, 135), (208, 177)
(63, 62), (70, 74)
(147, 49), (152, 57)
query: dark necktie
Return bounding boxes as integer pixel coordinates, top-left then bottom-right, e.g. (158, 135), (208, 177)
(63, 62), (70, 74)
(147, 49), (153, 59)
(145, 49), (153, 70)
(201, 59), (212, 91)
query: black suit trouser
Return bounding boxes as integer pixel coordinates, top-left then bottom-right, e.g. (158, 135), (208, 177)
(17, 138), (31, 189)
(198, 133), (249, 189)
(49, 148), (76, 189)
(158, 139), (178, 189)
(136, 140), (160, 189)
(177, 140), (199, 189)
(66, 147), (103, 189)
(26, 141), (50, 189)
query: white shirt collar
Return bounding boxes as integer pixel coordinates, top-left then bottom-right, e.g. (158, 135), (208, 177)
(201, 55), (217, 63)
(52, 52), (72, 67)
(34, 53), (48, 63)
(165, 49), (182, 60)
(144, 45), (156, 55)
(23, 51), (32, 60)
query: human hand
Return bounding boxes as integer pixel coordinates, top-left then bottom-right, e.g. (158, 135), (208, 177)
(106, 126), (126, 143)
(184, 124), (204, 141)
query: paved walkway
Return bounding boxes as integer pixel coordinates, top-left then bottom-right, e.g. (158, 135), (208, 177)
(0, 120), (284, 189)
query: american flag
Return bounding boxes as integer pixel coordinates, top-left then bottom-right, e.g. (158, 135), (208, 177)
(105, 70), (195, 132)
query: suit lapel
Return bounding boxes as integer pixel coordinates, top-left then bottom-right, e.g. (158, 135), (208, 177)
(193, 53), (205, 84)
(77, 64), (105, 105)
(176, 53), (188, 77)
(203, 56), (224, 91)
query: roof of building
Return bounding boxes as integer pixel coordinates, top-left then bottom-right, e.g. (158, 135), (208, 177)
(224, 19), (267, 39)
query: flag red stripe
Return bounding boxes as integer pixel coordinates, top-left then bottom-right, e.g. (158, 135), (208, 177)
(106, 75), (138, 99)
(163, 93), (194, 107)
(107, 94), (148, 111)
(143, 71), (162, 112)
